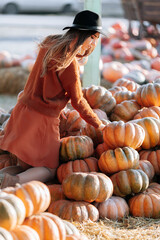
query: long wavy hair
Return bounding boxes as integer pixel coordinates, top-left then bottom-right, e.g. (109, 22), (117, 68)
(39, 29), (97, 76)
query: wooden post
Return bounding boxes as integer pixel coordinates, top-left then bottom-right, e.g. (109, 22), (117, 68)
(82, 0), (101, 87)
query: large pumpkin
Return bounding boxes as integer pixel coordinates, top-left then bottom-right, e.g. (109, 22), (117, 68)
(48, 199), (99, 222)
(131, 117), (160, 149)
(24, 212), (66, 240)
(62, 172), (113, 203)
(57, 157), (99, 183)
(129, 192), (160, 218)
(135, 82), (160, 107)
(94, 196), (129, 220)
(82, 85), (116, 114)
(0, 226), (14, 240)
(3, 180), (51, 217)
(98, 147), (139, 174)
(59, 136), (94, 162)
(110, 169), (149, 197)
(109, 100), (141, 122)
(0, 192), (26, 230)
(103, 121), (145, 150)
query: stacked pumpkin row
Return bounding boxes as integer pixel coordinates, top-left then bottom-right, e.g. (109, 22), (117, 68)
(0, 180), (87, 240)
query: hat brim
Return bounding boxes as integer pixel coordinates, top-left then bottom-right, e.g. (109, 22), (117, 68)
(63, 25), (107, 37)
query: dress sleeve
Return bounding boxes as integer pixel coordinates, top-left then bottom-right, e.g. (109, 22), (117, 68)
(58, 59), (102, 128)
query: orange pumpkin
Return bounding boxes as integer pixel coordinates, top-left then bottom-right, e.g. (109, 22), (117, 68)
(129, 192), (160, 218)
(108, 86), (128, 96)
(48, 199), (99, 222)
(133, 106), (160, 120)
(113, 78), (140, 92)
(59, 136), (94, 162)
(0, 226), (14, 239)
(3, 180), (51, 217)
(145, 182), (160, 194)
(10, 225), (40, 240)
(57, 157), (99, 183)
(110, 169), (149, 197)
(103, 121), (145, 150)
(109, 100), (141, 122)
(98, 147), (139, 174)
(47, 184), (66, 202)
(94, 196), (129, 220)
(62, 172), (113, 203)
(138, 160), (155, 182)
(24, 212), (66, 240)
(113, 90), (135, 104)
(0, 192), (26, 230)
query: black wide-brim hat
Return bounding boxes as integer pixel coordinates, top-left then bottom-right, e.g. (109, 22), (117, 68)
(63, 10), (107, 36)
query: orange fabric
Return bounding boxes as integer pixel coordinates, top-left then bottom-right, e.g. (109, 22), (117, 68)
(0, 46), (101, 168)
(0, 103), (60, 168)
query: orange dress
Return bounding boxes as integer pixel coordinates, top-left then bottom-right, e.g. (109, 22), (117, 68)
(0, 47), (101, 169)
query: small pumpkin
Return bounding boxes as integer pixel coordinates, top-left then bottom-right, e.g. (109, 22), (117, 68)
(110, 169), (149, 197)
(113, 90), (136, 104)
(48, 199), (99, 222)
(62, 172), (113, 203)
(94, 196), (129, 220)
(59, 136), (94, 162)
(113, 78), (140, 92)
(98, 147), (139, 174)
(133, 106), (160, 120)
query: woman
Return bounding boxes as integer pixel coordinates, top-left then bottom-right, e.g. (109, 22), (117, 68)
(0, 10), (106, 188)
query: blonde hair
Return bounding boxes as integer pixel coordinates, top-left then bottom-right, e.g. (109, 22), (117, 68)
(39, 29), (97, 76)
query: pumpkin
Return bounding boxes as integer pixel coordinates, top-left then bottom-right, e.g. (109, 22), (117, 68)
(0, 192), (26, 230)
(23, 212), (66, 240)
(138, 160), (155, 182)
(129, 192), (160, 218)
(83, 85), (116, 114)
(94, 142), (110, 159)
(145, 182), (160, 194)
(110, 169), (149, 197)
(131, 117), (160, 149)
(102, 61), (129, 83)
(59, 136), (94, 162)
(113, 90), (135, 104)
(10, 225), (40, 240)
(135, 82), (160, 107)
(108, 86), (128, 96)
(139, 148), (160, 175)
(48, 199), (99, 222)
(62, 220), (80, 236)
(62, 172), (113, 203)
(57, 157), (99, 183)
(133, 106), (160, 120)
(113, 78), (140, 92)
(109, 100), (141, 122)
(92, 108), (108, 121)
(3, 180), (51, 217)
(98, 147), (139, 174)
(103, 121), (145, 150)
(0, 226), (13, 240)
(123, 70), (146, 85)
(94, 196), (129, 220)
(47, 184), (66, 202)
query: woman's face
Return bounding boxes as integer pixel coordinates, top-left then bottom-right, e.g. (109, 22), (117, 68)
(76, 32), (100, 58)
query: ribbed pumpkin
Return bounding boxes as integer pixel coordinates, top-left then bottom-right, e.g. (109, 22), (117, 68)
(94, 196), (129, 220)
(47, 184), (66, 202)
(48, 199), (99, 222)
(131, 117), (160, 149)
(113, 90), (135, 104)
(129, 192), (160, 218)
(3, 180), (51, 217)
(110, 169), (149, 197)
(138, 160), (155, 182)
(57, 157), (99, 183)
(0, 226), (14, 240)
(145, 182), (160, 194)
(0, 192), (26, 230)
(62, 172), (113, 203)
(109, 100), (141, 122)
(103, 121), (145, 150)
(113, 78), (140, 92)
(59, 136), (94, 162)
(10, 225), (40, 240)
(82, 85), (116, 114)
(108, 86), (128, 96)
(95, 142), (110, 159)
(139, 148), (160, 175)
(23, 212), (66, 240)
(98, 147), (139, 174)
(133, 106), (160, 120)
(135, 82), (160, 107)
